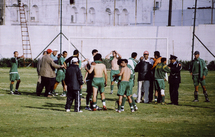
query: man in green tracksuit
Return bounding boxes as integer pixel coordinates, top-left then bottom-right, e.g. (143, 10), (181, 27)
(154, 58), (171, 104)
(189, 51), (209, 102)
(53, 51), (68, 96)
(9, 51), (24, 95)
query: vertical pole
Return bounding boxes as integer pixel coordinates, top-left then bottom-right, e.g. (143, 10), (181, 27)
(114, 0), (116, 26)
(211, 0), (214, 24)
(86, 0), (87, 26)
(181, 0), (184, 26)
(135, 0), (137, 26)
(81, 40), (83, 61)
(191, 0), (197, 60)
(60, 0), (62, 53)
(153, 0), (155, 26)
(168, 0), (172, 26)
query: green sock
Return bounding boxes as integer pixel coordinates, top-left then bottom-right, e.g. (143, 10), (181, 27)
(111, 85), (114, 91)
(194, 91), (198, 100)
(10, 84), (13, 91)
(121, 97), (126, 107)
(162, 96), (165, 103)
(129, 103), (134, 110)
(131, 96), (136, 106)
(118, 105), (121, 110)
(53, 89), (56, 94)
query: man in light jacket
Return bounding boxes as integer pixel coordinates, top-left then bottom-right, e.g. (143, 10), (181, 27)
(37, 49), (65, 97)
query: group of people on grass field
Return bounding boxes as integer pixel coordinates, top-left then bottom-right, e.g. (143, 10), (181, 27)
(9, 49), (210, 113)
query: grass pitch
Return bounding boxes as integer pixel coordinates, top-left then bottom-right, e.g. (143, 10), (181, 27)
(0, 68), (214, 137)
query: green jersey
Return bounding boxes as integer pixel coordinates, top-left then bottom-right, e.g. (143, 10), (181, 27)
(154, 63), (171, 79)
(189, 57), (208, 78)
(57, 57), (65, 72)
(10, 57), (18, 73)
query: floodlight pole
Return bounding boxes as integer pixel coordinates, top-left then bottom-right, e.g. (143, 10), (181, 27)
(191, 0), (197, 60)
(60, 0), (63, 54)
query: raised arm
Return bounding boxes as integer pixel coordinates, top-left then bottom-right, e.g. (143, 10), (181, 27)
(115, 51), (122, 59)
(105, 51), (112, 59)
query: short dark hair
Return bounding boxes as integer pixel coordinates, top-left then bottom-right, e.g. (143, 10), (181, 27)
(120, 59), (128, 64)
(14, 51), (18, 54)
(73, 50), (79, 55)
(94, 53), (102, 61)
(43, 51), (47, 55)
(131, 52), (137, 58)
(92, 49), (98, 55)
(117, 59), (122, 65)
(58, 54), (62, 57)
(161, 57), (166, 63)
(63, 51), (67, 54)
(154, 51), (160, 57)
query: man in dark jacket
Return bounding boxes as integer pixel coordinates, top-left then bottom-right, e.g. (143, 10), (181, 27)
(168, 55), (182, 105)
(135, 51), (152, 103)
(65, 57), (84, 112)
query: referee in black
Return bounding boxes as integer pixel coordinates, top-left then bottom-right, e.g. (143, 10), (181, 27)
(168, 55), (182, 105)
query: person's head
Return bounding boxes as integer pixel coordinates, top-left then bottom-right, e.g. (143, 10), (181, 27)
(120, 59), (128, 67)
(117, 59), (122, 66)
(73, 50), (79, 57)
(71, 57), (79, 65)
(92, 49), (98, 56)
(194, 51), (200, 59)
(43, 51), (47, 55)
(14, 51), (18, 57)
(52, 49), (58, 56)
(57, 54), (62, 59)
(143, 51), (149, 60)
(131, 52), (137, 59)
(154, 51), (160, 59)
(47, 49), (52, 55)
(94, 53), (102, 61)
(63, 51), (67, 58)
(112, 50), (117, 57)
(161, 57), (167, 64)
(170, 55), (177, 63)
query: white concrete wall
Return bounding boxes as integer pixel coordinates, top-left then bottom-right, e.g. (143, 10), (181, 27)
(0, 25), (215, 62)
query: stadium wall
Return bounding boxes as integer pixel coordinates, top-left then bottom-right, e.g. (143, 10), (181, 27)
(0, 25), (214, 62)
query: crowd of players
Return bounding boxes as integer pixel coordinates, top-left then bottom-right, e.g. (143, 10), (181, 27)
(9, 49), (210, 113)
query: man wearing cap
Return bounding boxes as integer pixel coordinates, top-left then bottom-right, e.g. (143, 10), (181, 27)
(135, 51), (152, 103)
(37, 49), (65, 97)
(65, 57), (84, 112)
(189, 51), (209, 102)
(168, 55), (182, 105)
(50, 49), (58, 61)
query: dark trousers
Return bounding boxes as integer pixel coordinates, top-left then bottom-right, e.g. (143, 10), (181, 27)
(86, 80), (93, 106)
(37, 76), (55, 97)
(65, 90), (80, 112)
(169, 83), (179, 105)
(148, 79), (154, 102)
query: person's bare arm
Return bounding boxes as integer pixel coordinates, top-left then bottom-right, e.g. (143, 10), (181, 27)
(103, 65), (108, 86)
(17, 55), (24, 59)
(105, 51), (112, 59)
(85, 64), (94, 74)
(84, 71), (88, 83)
(116, 51), (122, 59)
(113, 67), (124, 77)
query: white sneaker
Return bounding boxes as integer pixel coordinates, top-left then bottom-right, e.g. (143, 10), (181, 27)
(60, 94), (66, 97)
(131, 109), (135, 112)
(10, 91), (14, 94)
(66, 109), (70, 112)
(77, 110), (83, 113)
(134, 106), (138, 111)
(121, 108), (124, 112)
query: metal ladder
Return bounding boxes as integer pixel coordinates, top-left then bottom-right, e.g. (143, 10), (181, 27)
(19, 2), (32, 66)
